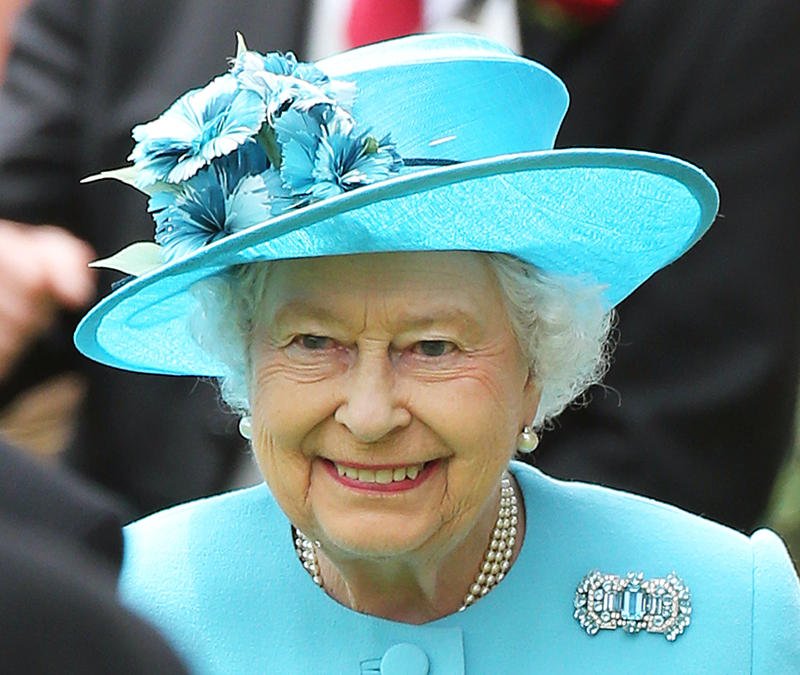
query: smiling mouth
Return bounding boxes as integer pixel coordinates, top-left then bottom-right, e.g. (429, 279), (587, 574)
(332, 461), (428, 484)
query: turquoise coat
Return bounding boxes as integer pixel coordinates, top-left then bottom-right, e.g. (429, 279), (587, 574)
(120, 462), (800, 673)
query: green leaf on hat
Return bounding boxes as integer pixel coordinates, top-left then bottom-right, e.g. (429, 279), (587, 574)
(81, 166), (177, 197)
(88, 242), (165, 276)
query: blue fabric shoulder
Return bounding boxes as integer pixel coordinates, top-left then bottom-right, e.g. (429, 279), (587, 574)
(751, 528), (800, 673)
(510, 463), (800, 674)
(120, 484), (286, 673)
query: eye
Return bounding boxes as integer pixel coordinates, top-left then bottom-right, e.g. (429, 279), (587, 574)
(412, 340), (456, 357)
(293, 334), (335, 350)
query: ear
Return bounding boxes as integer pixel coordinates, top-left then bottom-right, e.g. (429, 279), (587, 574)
(521, 370), (542, 427)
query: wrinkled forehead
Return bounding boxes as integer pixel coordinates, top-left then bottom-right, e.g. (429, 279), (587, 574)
(245, 251), (508, 329)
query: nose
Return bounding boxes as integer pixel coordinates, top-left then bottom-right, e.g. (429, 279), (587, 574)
(334, 348), (411, 442)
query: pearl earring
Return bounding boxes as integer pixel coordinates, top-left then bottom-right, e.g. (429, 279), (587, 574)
(239, 415), (253, 440)
(516, 425), (538, 454)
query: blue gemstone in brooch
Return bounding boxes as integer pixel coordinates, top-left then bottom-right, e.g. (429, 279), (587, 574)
(574, 571), (691, 641)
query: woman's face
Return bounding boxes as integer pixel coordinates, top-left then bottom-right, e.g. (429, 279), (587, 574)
(249, 251), (540, 561)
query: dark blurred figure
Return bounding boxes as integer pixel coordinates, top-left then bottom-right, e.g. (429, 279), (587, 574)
(0, 440), (188, 673)
(0, 433), (126, 564)
(0, 1), (305, 516)
(0, 0), (796, 531)
(514, 0), (800, 531)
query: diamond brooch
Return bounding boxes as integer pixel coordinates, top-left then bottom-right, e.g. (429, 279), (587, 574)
(574, 571), (691, 641)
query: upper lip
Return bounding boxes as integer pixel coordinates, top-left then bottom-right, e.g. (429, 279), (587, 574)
(321, 458), (434, 470)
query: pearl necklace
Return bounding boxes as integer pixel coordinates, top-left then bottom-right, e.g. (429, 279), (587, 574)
(293, 472), (519, 612)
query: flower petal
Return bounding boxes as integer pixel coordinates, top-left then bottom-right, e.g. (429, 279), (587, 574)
(129, 75), (265, 186)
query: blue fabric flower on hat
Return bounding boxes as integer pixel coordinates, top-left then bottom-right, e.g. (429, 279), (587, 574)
(129, 74), (267, 187)
(230, 35), (355, 117)
(274, 104), (402, 209)
(90, 36), (403, 264)
(312, 123), (402, 201)
(150, 143), (271, 261)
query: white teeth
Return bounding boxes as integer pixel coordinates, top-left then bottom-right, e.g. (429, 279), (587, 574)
(375, 469), (393, 484)
(357, 468), (376, 482)
(333, 462), (426, 483)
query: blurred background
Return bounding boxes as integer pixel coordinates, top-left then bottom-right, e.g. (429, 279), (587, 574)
(0, 0), (797, 569)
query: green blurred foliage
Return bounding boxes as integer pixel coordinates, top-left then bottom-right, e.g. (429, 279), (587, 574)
(765, 407), (800, 572)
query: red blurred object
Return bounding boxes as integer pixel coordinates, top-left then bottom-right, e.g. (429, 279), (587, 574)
(535, 0), (621, 23)
(0, 0), (29, 81)
(346, 0), (423, 48)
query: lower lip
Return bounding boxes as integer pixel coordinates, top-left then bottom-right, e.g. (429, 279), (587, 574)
(322, 459), (440, 493)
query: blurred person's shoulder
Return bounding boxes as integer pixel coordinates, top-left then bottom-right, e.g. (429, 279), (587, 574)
(0, 514), (188, 673)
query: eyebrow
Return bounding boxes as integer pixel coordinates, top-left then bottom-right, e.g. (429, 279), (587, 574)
(270, 302), (348, 329)
(393, 309), (481, 334)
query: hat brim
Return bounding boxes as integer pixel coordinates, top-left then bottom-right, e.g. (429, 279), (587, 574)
(75, 147), (718, 376)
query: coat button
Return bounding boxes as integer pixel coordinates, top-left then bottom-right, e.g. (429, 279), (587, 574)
(380, 643), (430, 675)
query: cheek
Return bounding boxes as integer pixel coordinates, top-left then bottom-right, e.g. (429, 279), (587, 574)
(249, 407), (316, 527)
(248, 353), (338, 521)
(434, 362), (525, 483)
(249, 346), (339, 443)
(406, 363), (523, 514)
(418, 359), (527, 448)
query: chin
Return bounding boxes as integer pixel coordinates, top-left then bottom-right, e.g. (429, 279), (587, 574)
(315, 513), (438, 560)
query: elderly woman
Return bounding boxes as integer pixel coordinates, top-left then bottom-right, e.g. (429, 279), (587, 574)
(76, 34), (799, 673)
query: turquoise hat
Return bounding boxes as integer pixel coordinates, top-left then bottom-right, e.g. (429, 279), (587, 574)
(75, 33), (718, 376)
